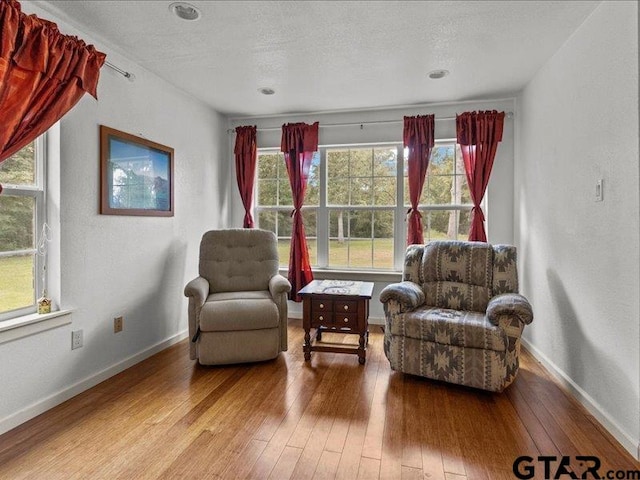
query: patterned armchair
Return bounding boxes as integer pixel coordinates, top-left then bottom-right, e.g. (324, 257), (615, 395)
(380, 241), (533, 392)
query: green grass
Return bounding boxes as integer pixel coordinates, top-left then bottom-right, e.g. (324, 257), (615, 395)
(277, 230), (462, 270)
(277, 238), (395, 270)
(0, 255), (34, 313)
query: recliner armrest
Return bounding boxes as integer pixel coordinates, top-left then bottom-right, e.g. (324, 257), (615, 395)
(269, 274), (292, 298)
(379, 281), (425, 313)
(184, 276), (210, 306)
(486, 293), (533, 325)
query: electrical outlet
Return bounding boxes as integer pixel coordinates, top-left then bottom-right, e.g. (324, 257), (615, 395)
(114, 316), (123, 333)
(71, 330), (83, 350)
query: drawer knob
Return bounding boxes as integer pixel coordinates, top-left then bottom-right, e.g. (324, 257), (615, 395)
(343, 305), (349, 311)
(319, 316), (324, 321)
(343, 318), (349, 323)
(319, 303), (324, 309)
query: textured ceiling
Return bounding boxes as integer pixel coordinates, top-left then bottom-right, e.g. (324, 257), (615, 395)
(33, 0), (600, 116)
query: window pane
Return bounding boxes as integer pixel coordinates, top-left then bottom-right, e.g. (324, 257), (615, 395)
(328, 210), (349, 267)
(327, 178), (349, 205)
(257, 210), (276, 232)
(278, 179), (293, 206)
(0, 254), (35, 313)
(350, 149), (372, 176)
(277, 211), (292, 237)
(257, 179), (278, 206)
(373, 147), (397, 176)
(460, 174), (471, 205)
(0, 195), (35, 252)
(347, 209), (373, 268)
(0, 142), (36, 186)
(277, 238), (290, 267)
(306, 151), (320, 207)
(373, 210), (394, 269)
(373, 177), (396, 206)
(305, 175), (319, 206)
(327, 150), (350, 178)
(350, 177), (372, 206)
(423, 209), (472, 241)
(303, 209), (317, 266)
(458, 210), (472, 239)
(405, 144), (476, 207)
(258, 153), (279, 179)
(328, 209), (375, 269)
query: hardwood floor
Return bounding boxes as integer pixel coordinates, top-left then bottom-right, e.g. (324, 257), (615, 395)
(0, 321), (638, 479)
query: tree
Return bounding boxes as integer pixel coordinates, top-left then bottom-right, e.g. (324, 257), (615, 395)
(0, 143), (36, 251)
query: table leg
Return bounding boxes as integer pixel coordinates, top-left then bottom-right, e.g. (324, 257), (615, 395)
(304, 328), (311, 361)
(358, 331), (366, 364)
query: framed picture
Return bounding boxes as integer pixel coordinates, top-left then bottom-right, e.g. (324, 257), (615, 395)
(100, 125), (174, 216)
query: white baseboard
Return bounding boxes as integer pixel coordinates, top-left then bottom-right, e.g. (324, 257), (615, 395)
(0, 329), (188, 436)
(521, 337), (639, 460)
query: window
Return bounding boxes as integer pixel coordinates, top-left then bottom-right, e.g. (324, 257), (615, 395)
(255, 150), (319, 266)
(0, 138), (46, 320)
(327, 147), (397, 270)
(403, 144), (472, 242)
(255, 141), (475, 272)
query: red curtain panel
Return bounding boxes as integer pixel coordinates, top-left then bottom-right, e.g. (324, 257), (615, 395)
(234, 125), (257, 228)
(281, 121), (319, 301)
(456, 110), (505, 242)
(403, 114), (435, 245)
(0, 0), (106, 193)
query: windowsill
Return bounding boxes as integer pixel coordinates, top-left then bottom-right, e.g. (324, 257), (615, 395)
(0, 309), (73, 345)
(278, 267), (401, 283)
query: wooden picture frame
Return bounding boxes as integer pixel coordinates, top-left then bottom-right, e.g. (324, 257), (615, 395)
(100, 125), (174, 216)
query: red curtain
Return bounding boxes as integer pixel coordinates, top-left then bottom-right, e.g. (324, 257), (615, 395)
(234, 125), (257, 228)
(456, 110), (505, 242)
(403, 114), (435, 245)
(0, 0), (106, 193)
(281, 121), (319, 301)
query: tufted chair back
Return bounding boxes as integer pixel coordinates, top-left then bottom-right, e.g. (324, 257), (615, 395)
(199, 229), (279, 293)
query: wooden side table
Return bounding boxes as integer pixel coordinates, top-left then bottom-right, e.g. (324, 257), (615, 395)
(298, 280), (374, 364)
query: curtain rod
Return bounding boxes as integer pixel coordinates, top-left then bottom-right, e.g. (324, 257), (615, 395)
(227, 111), (513, 134)
(104, 61), (136, 82)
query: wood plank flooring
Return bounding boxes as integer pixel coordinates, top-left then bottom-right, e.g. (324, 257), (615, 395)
(0, 321), (638, 479)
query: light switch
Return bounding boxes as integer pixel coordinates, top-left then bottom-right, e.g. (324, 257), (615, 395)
(595, 179), (603, 202)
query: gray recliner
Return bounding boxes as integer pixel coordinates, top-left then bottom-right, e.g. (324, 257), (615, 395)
(184, 229), (291, 365)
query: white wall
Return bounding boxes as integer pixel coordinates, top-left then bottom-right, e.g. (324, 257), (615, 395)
(228, 99), (516, 321)
(0, 3), (227, 432)
(516, 1), (639, 457)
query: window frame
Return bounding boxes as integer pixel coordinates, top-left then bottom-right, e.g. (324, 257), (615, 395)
(0, 135), (47, 321)
(254, 139), (480, 273)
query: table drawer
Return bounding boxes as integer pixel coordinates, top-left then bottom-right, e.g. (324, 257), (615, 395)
(310, 312), (333, 327)
(334, 313), (358, 329)
(335, 300), (358, 313)
(312, 299), (333, 312)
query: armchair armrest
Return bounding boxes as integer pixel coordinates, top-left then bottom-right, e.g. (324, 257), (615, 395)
(486, 293), (533, 325)
(184, 276), (209, 305)
(269, 274), (291, 298)
(380, 281), (425, 313)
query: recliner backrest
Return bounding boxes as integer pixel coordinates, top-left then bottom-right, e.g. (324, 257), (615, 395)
(420, 240), (494, 312)
(402, 240), (520, 312)
(491, 244), (519, 295)
(199, 229), (279, 293)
